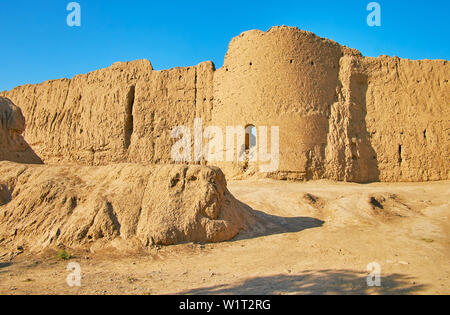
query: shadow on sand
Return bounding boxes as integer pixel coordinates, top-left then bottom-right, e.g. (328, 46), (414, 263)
(0, 262), (12, 275)
(178, 269), (426, 295)
(0, 262), (12, 269)
(231, 198), (324, 241)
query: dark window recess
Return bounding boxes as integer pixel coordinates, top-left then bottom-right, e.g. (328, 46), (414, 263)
(124, 85), (135, 150)
(398, 145), (403, 165)
(245, 125), (257, 151)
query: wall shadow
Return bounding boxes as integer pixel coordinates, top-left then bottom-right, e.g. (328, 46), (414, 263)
(0, 133), (43, 165)
(347, 72), (380, 183)
(177, 269), (427, 295)
(0, 97), (44, 165)
(0, 262), (12, 275)
(0, 262), (12, 269)
(326, 69), (381, 183)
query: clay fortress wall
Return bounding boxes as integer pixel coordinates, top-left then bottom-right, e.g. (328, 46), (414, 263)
(2, 27), (449, 183)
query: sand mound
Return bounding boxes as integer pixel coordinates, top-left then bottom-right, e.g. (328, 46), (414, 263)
(0, 162), (253, 255)
(0, 97), (42, 164)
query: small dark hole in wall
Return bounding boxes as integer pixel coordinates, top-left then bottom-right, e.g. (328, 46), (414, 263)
(249, 62), (252, 66)
(170, 174), (181, 188)
(179, 75), (183, 80)
(290, 59), (293, 64)
(311, 61), (314, 66)
(423, 129), (427, 139)
(0, 184), (12, 206)
(370, 197), (384, 209)
(398, 145), (403, 165)
(304, 193), (318, 204)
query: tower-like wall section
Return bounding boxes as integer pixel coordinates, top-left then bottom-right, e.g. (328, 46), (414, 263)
(1, 26), (448, 182)
(211, 27), (343, 180)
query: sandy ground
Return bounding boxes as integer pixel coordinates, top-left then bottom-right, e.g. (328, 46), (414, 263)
(0, 179), (449, 295)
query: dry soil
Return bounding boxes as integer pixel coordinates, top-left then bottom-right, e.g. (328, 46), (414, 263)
(0, 179), (448, 295)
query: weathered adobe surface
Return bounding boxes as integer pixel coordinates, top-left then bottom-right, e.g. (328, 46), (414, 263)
(0, 162), (254, 254)
(0, 96), (255, 253)
(1, 26), (449, 182)
(0, 60), (214, 166)
(212, 27), (449, 182)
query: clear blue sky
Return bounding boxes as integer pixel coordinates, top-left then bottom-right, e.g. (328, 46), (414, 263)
(0, 0), (449, 91)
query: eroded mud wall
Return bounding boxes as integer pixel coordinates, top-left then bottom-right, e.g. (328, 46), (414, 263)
(209, 27), (449, 182)
(362, 57), (449, 182)
(211, 27), (343, 180)
(1, 60), (215, 166)
(1, 27), (448, 182)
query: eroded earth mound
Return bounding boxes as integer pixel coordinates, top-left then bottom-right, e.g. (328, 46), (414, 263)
(0, 162), (254, 255)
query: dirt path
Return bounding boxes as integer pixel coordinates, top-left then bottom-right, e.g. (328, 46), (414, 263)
(1, 180), (449, 295)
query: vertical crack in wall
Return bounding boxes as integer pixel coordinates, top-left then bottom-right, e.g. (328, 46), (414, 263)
(124, 85), (135, 151)
(193, 68), (199, 164)
(62, 79), (72, 112)
(194, 67), (198, 115)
